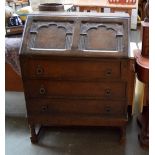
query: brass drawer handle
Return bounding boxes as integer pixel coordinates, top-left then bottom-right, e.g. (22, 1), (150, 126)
(105, 69), (112, 77)
(41, 105), (48, 112)
(39, 87), (46, 95)
(36, 66), (44, 75)
(105, 89), (111, 96)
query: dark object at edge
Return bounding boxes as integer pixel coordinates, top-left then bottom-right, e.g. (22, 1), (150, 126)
(39, 3), (64, 11)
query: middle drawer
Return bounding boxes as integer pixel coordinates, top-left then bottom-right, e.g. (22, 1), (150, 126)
(24, 80), (126, 99)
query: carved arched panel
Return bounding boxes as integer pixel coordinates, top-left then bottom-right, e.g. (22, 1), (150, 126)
(29, 21), (74, 50)
(34, 25), (66, 49)
(86, 27), (117, 50)
(79, 23), (124, 52)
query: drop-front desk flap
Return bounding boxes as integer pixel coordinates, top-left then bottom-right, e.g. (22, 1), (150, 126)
(20, 12), (130, 58)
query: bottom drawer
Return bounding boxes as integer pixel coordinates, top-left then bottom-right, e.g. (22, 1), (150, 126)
(27, 99), (126, 117)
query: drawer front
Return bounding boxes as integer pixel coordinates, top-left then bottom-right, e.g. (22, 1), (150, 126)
(24, 80), (126, 98)
(27, 99), (126, 117)
(22, 59), (120, 80)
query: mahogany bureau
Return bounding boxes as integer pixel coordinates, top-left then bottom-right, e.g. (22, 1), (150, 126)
(19, 12), (135, 143)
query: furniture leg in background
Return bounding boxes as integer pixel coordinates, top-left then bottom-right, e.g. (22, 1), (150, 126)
(134, 0), (149, 148)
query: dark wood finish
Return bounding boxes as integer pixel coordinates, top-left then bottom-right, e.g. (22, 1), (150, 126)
(27, 99), (126, 116)
(21, 59), (121, 79)
(137, 89), (149, 148)
(120, 126), (126, 143)
(138, 0), (147, 21)
(19, 12), (135, 143)
(134, 1), (149, 148)
(24, 80), (126, 98)
(134, 49), (148, 83)
(29, 124), (38, 143)
(5, 63), (23, 91)
(136, 68), (149, 147)
(38, 3), (64, 11)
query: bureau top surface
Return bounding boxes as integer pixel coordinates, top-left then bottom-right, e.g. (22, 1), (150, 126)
(20, 12), (130, 58)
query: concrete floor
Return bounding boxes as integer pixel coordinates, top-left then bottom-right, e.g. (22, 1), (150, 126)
(5, 28), (149, 155)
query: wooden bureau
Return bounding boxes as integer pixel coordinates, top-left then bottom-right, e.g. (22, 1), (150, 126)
(19, 12), (135, 143)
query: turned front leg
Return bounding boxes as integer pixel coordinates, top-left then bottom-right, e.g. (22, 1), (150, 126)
(120, 126), (126, 144)
(29, 124), (38, 143)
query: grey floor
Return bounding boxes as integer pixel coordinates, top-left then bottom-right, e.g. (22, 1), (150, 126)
(5, 28), (149, 155)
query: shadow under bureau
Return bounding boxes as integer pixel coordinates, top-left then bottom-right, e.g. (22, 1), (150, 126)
(19, 12), (135, 143)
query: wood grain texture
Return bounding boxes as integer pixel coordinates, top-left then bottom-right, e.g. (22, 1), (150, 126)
(20, 13), (135, 143)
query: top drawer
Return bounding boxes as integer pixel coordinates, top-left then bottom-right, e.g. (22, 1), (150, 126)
(21, 59), (121, 80)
